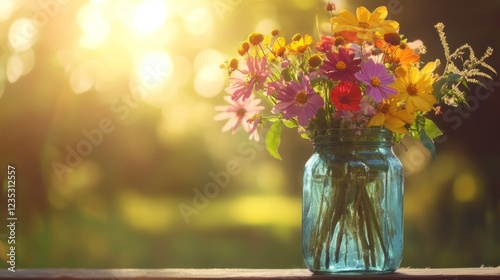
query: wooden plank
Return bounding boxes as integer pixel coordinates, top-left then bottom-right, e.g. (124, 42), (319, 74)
(0, 268), (499, 280)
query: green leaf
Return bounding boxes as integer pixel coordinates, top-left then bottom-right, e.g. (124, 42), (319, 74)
(424, 118), (443, 139)
(420, 130), (436, 160)
(461, 78), (470, 91)
(281, 68), (292, 82)
(266, 116), (281, 123)
(432, 77), (447, 99)
(282, 119), (296, 128)
(447, 73), (462, 82)
(266, 121), (282, 160)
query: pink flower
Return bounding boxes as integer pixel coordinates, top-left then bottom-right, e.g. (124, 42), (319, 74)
(214, 95), (264, 140)
(246, 114), (262, 142)
(272, 75), (324, 126)
(225, 56), (270, 101)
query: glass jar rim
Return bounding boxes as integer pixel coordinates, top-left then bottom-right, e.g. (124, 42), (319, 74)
(311, 127), (394, 147)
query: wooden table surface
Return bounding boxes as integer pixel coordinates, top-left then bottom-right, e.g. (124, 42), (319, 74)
(0, 268), (499, 279)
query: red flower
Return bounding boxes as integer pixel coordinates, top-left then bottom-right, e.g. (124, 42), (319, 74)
(315, 35), (334, 53)
(330, 81), (362, 111)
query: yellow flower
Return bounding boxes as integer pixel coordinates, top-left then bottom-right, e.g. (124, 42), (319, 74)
(271, 37), (287, 58)
(331, 6), (399, 42)
(393, 62), (437, 113)
(286, 34), (313, 55)
(368, 99), (414, 134)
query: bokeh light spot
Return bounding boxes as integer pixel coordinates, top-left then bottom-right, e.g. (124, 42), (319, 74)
(119, 191), (173, 233)
(5, 49), (35, 83)
(6, 55), (24, 83)
(453, 173), (478, 202)
(0, 0), (17, 21)
(70, 61), (96, 94)
(227, 196), (301, 227)
(131, 50), (174, 101)
(193, 49), (225, 98)
(49, 161), (102, 209)
(77, 3), (111, 49)
(255, 19), (279, 34)
(133, 0), (169, 34)
(8, 17), (39, 52)
(184, 7), (213, 35)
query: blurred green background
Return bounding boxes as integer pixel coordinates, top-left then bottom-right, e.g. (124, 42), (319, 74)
(0, 0), (499, 269)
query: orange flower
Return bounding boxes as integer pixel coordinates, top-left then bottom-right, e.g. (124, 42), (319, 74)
(388, 46), (420, 70)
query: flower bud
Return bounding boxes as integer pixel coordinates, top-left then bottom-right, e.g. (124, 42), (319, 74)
(238, 41), (250, 56)
(325, 1), (336, 12)
(383, 33), (401, 46)
(334, 36), (345, 46)
(248, 32), (264, 46)
(229, 58), (239, 70)
(292, 33), (302, 41)
(308, 55), (323, 68)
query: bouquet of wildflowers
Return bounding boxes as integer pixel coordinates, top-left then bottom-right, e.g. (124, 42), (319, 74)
(215, 3), (495, 160)
(215, 3), (496, 272)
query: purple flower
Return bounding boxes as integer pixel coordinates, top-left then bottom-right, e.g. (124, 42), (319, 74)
(319, 46), (361, 83)
(272, 75), (324, 126)
(225, 56), (270, 101)
(354, 59), (397, 102)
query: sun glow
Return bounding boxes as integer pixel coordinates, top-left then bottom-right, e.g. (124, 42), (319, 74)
(128, 50), (174, 103)
(133, 0), (169, 34)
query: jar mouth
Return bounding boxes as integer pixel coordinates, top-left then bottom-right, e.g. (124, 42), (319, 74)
(311, 128), (393, 147)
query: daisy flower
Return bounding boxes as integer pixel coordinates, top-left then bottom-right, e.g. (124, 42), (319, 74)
(368, 99), (414, 134)
(330, 81), (362, 111)
(392, 61), (437, 113)
(214, 95), (265, 138)
(286, 34), (313, 55)
(272, 75), (324, 126)
(355, 58), (397, 102)
(225, 56), (270, 101)
(320, 46), (361, 83)
(330, 6), (399, 42)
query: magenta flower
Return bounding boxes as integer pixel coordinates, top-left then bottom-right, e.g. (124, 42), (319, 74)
(354, 59), (397, 102)
(272, 75), (324, 126)
(225, 56), (270, 101)
(214, 94), (264, 139)
(319, 46), (361, 82)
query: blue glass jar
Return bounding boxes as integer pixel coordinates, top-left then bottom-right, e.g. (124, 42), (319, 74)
(302, 128), (404, 274)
